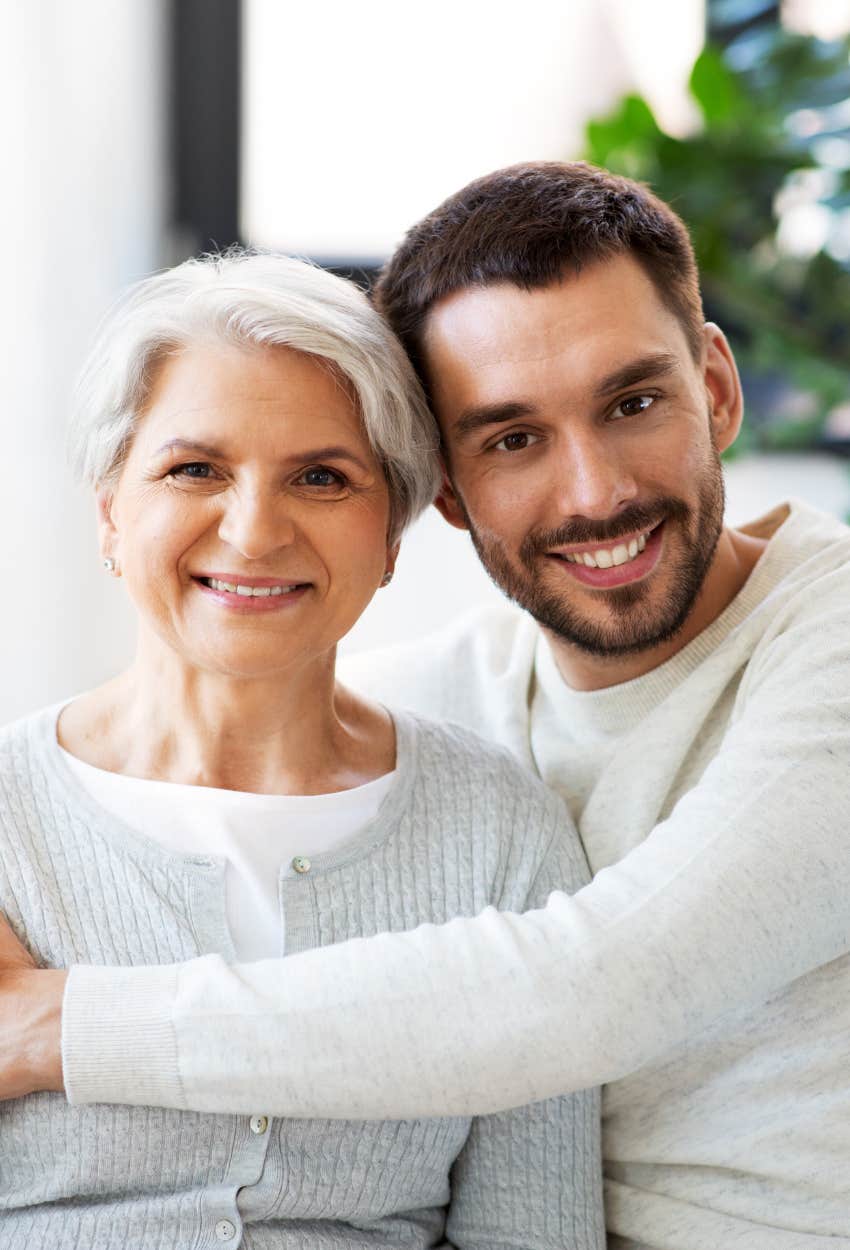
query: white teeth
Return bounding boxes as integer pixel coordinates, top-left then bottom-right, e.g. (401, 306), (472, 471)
(207, 578), (296, 596)
(562, 529), (651, 570)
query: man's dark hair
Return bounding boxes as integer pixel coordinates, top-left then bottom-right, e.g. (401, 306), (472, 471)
(374, 161), (705, 392)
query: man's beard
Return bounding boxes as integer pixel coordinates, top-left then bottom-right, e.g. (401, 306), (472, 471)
(455, 450), (726, 659)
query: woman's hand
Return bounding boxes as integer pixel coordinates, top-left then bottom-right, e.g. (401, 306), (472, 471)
(0, 913), (66, 1098)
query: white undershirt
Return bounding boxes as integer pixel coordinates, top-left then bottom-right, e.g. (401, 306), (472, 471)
(60, 748), (395, 961)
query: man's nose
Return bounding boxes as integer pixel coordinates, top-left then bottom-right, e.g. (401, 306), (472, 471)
(217, 489), (297, 559)
(551, 429), (639, 522)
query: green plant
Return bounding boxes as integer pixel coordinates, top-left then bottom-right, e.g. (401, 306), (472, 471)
(583, 19), (850, 452)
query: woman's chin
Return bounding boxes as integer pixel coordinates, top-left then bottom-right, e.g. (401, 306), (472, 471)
(194, 648), (332, 683)
(146, 631), (333, 685)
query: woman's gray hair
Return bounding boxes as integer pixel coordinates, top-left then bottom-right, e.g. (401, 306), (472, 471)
(69, 249), (441, 540)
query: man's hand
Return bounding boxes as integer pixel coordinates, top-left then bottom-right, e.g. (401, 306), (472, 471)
(0, 913), (66, 1098)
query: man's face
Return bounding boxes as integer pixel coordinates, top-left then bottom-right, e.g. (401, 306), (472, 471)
(423, 255), (739, 658)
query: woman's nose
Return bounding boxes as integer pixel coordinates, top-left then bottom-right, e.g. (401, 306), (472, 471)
(217, 490), (297, 559)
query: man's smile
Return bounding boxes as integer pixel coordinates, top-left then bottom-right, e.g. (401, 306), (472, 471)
(546, 520), (666, 589)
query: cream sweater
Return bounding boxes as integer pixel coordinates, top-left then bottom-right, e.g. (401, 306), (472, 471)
(64, 500), (850, 1248)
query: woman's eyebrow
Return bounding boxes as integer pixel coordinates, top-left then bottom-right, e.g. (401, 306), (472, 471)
(293, 445), (373, 472)
(593, 352), (679, 399)
(153, 437), (372, 472)
(154, 437), (227, 459)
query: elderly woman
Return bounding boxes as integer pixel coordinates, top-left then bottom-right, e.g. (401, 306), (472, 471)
(0, 252), (603, 1248)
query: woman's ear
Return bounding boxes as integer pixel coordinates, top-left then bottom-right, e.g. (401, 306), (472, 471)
(96, 487), (119, 565)
(383, 540), (401, 582)
(433, 466), (468, 532)
(702, 323), (744, 454)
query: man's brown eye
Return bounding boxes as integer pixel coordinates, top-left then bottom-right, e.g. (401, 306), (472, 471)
(616, 395), (655, 418)
(497, 432), (531, 452)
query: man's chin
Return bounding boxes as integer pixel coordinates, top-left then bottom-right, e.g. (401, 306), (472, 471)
(471, 508), (723, 660)
(532, 602), (692, 659)
(484, 558), (696, 658)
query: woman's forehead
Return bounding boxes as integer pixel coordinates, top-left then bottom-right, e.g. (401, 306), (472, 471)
(134, 342), (370, 455)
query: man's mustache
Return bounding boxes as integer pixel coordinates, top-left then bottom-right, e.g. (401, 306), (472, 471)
(519, 497), (691, 563)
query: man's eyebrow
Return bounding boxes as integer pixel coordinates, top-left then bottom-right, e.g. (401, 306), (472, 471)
(594, 353), (679, 399)
(153, 438), (372, 472)
(450, 353), (681, 441)
(452, 401), (538, 442)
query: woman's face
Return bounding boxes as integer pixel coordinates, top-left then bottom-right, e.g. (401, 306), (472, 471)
(100, 342), (395, 680)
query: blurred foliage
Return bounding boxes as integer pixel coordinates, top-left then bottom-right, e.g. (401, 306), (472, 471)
(583, 0), (850, 453)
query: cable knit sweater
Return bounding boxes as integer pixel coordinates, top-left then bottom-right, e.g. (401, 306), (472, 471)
(0, 705), (604, 1250)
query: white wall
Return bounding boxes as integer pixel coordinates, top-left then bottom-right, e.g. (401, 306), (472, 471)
(0, 0), (167, 721)
(782, 0), (850, 37)
(242, 0), (705, 258)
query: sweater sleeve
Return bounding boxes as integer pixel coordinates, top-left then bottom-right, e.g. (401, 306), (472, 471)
(444, 817), (605, 1250)
(63, 609), (850, 1119)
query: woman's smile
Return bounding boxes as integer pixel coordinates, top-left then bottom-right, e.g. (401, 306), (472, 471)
(193, 573), (312, 612)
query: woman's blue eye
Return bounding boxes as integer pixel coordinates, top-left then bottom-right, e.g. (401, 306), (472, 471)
(301, 466), (345, 488)
(171, 462), (212, 478)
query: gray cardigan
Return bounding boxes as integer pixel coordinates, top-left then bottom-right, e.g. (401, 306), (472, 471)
(0, 703), (604, 1249)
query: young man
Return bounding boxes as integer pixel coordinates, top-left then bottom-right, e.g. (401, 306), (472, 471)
(5, 163), (850, 1248)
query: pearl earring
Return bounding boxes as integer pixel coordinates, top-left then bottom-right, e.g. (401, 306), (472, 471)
(103, 557), (116, 574)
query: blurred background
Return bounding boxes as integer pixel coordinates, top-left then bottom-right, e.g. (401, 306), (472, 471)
(2, 0), (849, 719)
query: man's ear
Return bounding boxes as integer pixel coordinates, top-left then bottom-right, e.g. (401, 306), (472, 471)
(702, 323), (744, 454)
(433, 466), (468, 532)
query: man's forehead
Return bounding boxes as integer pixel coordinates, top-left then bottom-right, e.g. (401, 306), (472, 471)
(422, 263), (690, 425)
(427, 253), (680, 345)
(422, 256), (685, 378)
